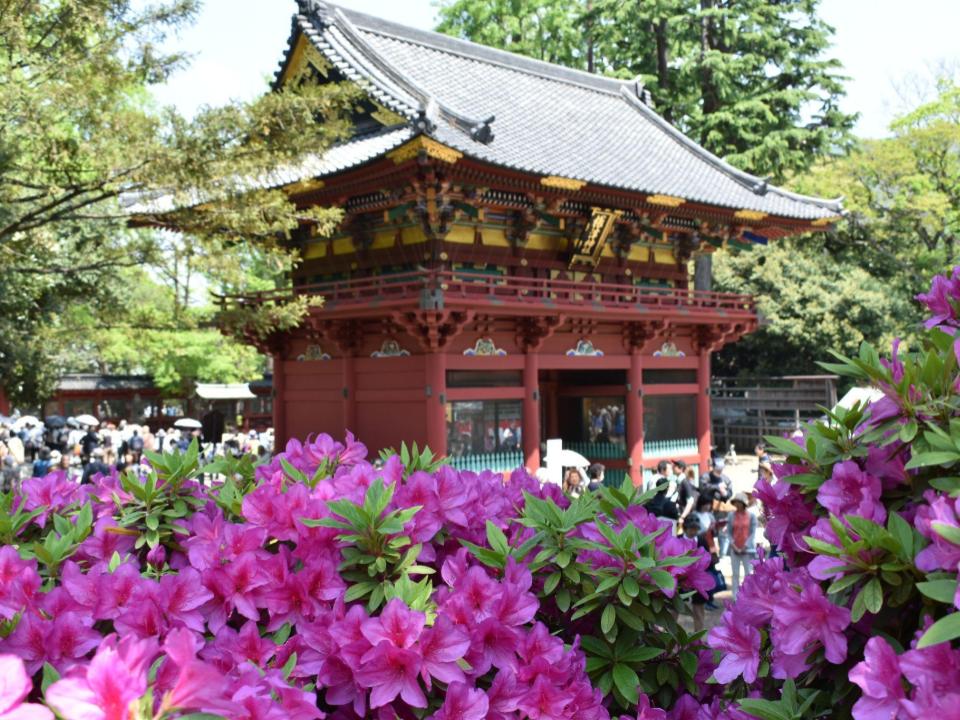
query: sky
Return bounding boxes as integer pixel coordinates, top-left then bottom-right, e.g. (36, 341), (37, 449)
(152, 0), (960, 139)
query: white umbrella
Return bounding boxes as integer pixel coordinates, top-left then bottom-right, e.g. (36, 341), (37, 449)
(74, 414), (100, 427)
(543, 448), (591, 468)
(174, 418), (203, 429)
(11, 415), (41, 430)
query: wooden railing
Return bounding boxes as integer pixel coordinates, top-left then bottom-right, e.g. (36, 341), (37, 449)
(215, 270), (757, 315)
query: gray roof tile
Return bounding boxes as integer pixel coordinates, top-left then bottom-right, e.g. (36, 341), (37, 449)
(287, 2), (841, 221)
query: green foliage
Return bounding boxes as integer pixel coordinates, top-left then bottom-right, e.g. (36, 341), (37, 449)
(299, 478), (433, 612)
(0, 0), (354, 405)
(461, 475), (706, 712)
(113, 440), (208, 550)
(436, 0), (855, 180)
(738, 679), (819, 720)
(19, 504), (94, 579)
(378, 442), (446, 478)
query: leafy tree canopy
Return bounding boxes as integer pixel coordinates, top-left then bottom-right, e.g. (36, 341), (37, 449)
(436, 0), (856, 180)
(0, 0), (354, 406)
(714, 79), (960, 377)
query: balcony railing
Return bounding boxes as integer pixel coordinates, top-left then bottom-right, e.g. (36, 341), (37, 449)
(216, 270), (756, 316)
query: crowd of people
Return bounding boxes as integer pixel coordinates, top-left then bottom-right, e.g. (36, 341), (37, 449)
(0, 416), (275, 491)
(562, 443), (774, 630)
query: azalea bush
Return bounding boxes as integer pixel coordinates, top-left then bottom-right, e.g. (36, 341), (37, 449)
(702, 267), (960, 719)
(0, 426), (712, 718)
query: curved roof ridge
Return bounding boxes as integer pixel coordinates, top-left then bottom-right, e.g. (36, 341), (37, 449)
(327, 2), (628, 97)
(297, 2), (496, 142)
(619, 89), (844, 214)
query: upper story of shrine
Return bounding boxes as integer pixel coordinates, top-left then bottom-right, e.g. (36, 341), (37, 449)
(216, 1), (842, 338)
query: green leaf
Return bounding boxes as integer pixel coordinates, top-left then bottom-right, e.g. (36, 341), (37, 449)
(737, 698), (793, 720)
(41, 662), (60, 693)
(486, 520), (509, 555)
(619, 646), (664, 663)
(905, 451), (960, 470)
(612, 663), (640, 705)
(899, 419), (919, 443)
(917, 579), (958, 604)
(282, 652), (297, 680)
(679, 650), (698, 678)
(932, 521), (960, 546)
(917, 612), (960, 648)
(601, 604), (616, 634)
(543, 571), (561, 595)
(580, 635), (611, 658)
(863, 577), (883, 614)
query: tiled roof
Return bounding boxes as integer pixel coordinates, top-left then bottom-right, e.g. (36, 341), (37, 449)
(280, 1), (842, 221)
(58, 375), (157, 392)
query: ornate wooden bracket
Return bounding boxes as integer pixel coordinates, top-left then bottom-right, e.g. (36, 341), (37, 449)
(516, 315), (565, 352)
(391, 310), (475, 352)
(245, 330), (287, 357)
(310, 318), (365, 355)
(621, 320), (671, 354)
(691, 322), (755, 353)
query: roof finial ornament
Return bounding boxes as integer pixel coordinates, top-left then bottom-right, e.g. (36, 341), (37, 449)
(633, 76), (655, 108)
(470, 116), (496, 144)
(414, 99), (438, 134)
(296, 0), (332, 20)
(752, 177), (771, 196)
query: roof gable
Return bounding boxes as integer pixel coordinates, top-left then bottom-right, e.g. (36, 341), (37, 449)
(278, 1), (842, 222)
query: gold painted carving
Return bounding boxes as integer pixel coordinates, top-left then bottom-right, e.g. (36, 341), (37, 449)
(541, 176), (587, 192)
(284, 178), (325, 195)
(387, 137), (463, 165)
(734, 209), (767, 221)
(570, 207), (623, 268)
(646, 194), (685, 208)
(812, 216), (842, 226)
(281, 36), (331, 87)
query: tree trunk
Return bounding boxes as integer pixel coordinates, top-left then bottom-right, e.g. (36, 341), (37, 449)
(694, 253), (713, 292)
(653, 16), (670, 121)
(699, 0), (720, 143)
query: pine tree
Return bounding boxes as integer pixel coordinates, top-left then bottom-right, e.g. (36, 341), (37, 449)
(436, 0), (856, 180)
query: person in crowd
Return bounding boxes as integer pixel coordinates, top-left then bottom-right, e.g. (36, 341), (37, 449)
(647, 459), (673, 494)
(758, 461), (774, 484)
(32, 447), (51, 477)
(586, 463), (605, 492)
(676, 465), (700, 531)
(648, 475), (679, 532)
(128, 429), (144, 463)
(81, 448), (111, 484)
(0, 443), (18, 491)
(726, 492), (757, 597)
(53, 451), (77, 481)
(700, 457), (733, 556)
(563, 467), (585, 497)
(80, 427), (99, 464)
(682, 515), (718, 631)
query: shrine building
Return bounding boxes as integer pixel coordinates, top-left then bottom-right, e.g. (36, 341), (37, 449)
(218, 0), (841, 485)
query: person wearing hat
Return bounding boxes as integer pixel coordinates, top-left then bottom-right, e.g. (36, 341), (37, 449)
(726, 492), (757, 597)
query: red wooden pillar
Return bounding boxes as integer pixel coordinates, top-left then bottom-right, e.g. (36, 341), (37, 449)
(273, 352), (287, 447)
(697, 349), (711, 469)
(425, 352), (447, 455)
(522, 351), (540, 470)
(0, 387), (9, 415)
(626, 351), (644, 487)
(342, 355), (356, 433)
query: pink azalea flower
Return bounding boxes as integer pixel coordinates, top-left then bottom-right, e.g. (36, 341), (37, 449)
(849, 637), (905, 720)
(361, 599), (425, 649)
(356, 641), (426, 709)
(431, 681), (488, 720)
(633, 692), (668, 720)
(202, 550), (270, 632)
(708, 609), (762, 683)
(0, 548), (41, 620)
(3, 611), (102, 674)
(466, 618), (519, 676)
(753, 479), (817, 562)
(916, 268), (960, 330)
(773, 581), (850, 664)
(46, 635), (158, 720)
(155, 629), (232, 716)
(158, 568), (213, 633)
(915, 493), (960, 572)
(518, 675), (571, 720)
(0, 655), (53, 720)
(418, 615), (470, 688)
(817, 460), (886, 524)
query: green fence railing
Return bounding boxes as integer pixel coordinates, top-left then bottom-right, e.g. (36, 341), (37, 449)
(448, 450), (524, 474)
(565, 441), (627, 460)
(644, 438), (699, 458)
